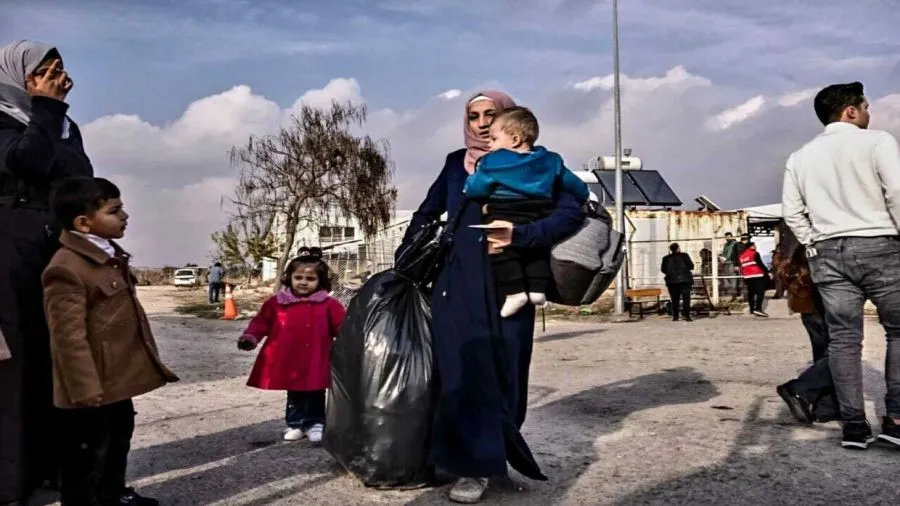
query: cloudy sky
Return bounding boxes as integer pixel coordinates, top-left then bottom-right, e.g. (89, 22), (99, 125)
(4, 0), (900, 266)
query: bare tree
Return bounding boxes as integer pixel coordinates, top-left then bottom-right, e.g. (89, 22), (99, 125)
(224, 100), (397, 289)
(210, 172), (281, 284)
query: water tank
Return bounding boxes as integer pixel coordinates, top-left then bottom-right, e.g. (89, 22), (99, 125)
(597, 156), (643, 170)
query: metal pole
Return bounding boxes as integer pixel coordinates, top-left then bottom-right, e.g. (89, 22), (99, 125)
(711, 231), (720, 306)
(612, 0), (626, 315)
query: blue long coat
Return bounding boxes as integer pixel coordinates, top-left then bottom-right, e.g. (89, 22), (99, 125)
(405, 149), (585, 480)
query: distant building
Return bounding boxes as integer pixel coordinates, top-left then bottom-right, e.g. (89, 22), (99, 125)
(262, 208), (415, 281)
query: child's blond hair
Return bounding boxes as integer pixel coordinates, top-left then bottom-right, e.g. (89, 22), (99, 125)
(494, 106), (539, 147)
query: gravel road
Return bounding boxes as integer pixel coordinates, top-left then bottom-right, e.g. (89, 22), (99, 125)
(34, 286), (900, 505)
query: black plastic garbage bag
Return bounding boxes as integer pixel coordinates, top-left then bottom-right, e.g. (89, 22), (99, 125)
(324, 217), (446, 489)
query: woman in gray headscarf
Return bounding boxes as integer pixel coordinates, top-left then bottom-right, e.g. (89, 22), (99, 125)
(0, 40), (93, 505)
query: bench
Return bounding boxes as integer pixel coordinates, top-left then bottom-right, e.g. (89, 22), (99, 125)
(625, 288), (667, 319)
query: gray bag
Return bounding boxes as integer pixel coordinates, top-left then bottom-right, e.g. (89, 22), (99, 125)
(548, 204), (625, 306)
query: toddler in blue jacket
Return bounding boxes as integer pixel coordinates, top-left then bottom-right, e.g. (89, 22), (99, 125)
(465, 106), (589, 317)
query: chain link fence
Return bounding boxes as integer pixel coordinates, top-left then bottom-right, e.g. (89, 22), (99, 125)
(627, 235), (772, 305)
(269, 220), (411, 306)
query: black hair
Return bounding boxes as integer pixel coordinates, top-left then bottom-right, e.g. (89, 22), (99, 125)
(724, 232), (733, 237)
(669, 243), (680, 253)
(213, 262), (222, 267)
(813, 82), (865, 126)
(50, 177), (121, 231)
(281, 247), (332, 292)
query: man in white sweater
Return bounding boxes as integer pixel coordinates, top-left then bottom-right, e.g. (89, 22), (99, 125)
(782, 81), (900, 449)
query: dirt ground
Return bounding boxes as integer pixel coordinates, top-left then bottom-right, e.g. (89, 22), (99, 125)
(34, 286), (900, 505)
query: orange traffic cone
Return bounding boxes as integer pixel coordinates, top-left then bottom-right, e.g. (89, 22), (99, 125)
(222, 283), (238, 320)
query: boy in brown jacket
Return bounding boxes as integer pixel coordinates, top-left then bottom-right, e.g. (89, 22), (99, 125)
(775, 244), (837, 425)
(43, 177), (178, 506)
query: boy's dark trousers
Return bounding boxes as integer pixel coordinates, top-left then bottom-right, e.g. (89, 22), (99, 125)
(788, 312), (838, 421)
(483, 199), (555, 297)
(286, 390), (326, 429)
(57, 399), (135, 506)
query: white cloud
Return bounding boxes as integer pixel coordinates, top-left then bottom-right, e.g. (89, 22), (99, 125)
(80, 68), (900, 266)
(439, 89), (462, 100)
(872, 94), (900, 132)
(777, 88), (817, 108)
(706, 88), (823, 131)
(573, 66), (711, 93)
(109, 175), (238, 266)
(289, 78), (364, 112)
(708, 95), (767, 131)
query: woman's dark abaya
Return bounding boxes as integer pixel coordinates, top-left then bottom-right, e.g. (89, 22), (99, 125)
(0, 91), (94, 502)
(404, 149), (584, 480)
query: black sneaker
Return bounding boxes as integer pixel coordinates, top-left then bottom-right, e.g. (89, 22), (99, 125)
(877, 417), (900, 447)
(841, 420), (876, 449)
(776, 383), (813, 424)
(684, 316), (694, 322)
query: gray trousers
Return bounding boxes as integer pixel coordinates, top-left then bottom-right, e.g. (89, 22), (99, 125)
(808, 236), (900, 422)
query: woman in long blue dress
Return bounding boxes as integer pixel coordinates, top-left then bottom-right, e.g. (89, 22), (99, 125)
(402, 90), (585, 503)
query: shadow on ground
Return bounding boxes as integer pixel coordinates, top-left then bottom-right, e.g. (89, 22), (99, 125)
(129, 359), (900, 505)
(125, 368), (717, 505)
(130, 417), (343, 505)
(612, 396), (900, 505)
(534, 328), (605, 343)
(403, 366), (719, 505)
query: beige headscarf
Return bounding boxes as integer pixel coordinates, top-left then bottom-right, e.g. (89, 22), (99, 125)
(463, 90), (516, 174)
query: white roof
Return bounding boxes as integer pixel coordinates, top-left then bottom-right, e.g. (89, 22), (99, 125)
(737, 203), (782, 219)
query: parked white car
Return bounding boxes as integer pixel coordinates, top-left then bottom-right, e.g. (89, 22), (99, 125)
(173, 268), (201, 288)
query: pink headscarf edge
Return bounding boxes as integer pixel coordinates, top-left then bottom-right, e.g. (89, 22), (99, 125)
(463, 90), (517, 173)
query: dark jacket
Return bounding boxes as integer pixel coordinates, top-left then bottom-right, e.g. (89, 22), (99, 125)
(734, 241), (749, 262)
(661, 252), (694, 285)
(0, 97), (94, 205)
(403, 148), (584, 481)
(721, 240), (737, 264)
(43, 232), (178, 409)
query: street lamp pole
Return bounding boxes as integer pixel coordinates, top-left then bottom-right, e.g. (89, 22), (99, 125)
(612, 0), (625, 315)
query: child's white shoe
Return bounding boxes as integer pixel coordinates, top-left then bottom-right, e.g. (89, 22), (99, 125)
(528, 292), (547, 305)
(307, 424), (324, 443)
(283, 427), (304, 441)
(500, 293), (529, 318)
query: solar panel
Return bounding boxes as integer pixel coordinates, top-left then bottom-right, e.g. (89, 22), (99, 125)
(586, 183), (612, 203)
(627, 169), (682, 206)
(592, 170), (647, 205)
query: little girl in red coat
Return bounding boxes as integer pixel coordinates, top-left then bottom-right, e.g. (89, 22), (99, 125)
(238, 249), (345, 442)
